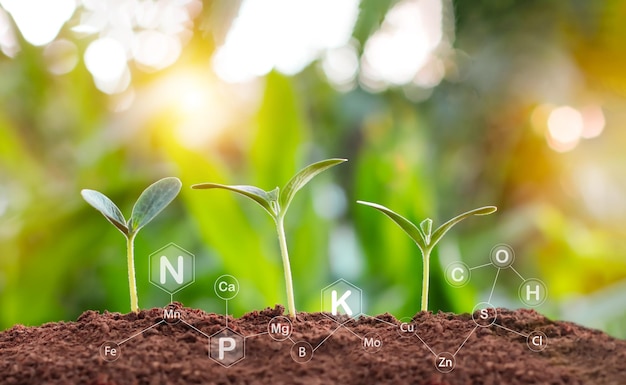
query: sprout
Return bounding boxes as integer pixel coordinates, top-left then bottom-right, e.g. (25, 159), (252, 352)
(81, 177), (182, 312)
(357, 201), (497, 311)
(193, 158), (347, 319)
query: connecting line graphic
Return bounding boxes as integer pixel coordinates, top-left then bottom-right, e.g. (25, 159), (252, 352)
(510, 266), (525, 281)
(180, 319), (210, 339)
(432, 243), (550, 372)
(98, 242), (550, 373)
(313, 318), (355, 352)
(492, 323), (529, 338)
(469, 262), (492, 271)
(413, 330), (437, 357)
(488, 268), (500, 303)
(225, 300), (229, 329)
(244, 331), (268, 340)
(118, 320), (166, 346)
(453, 325), (478, 356)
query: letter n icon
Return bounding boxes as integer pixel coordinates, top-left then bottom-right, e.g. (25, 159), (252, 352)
(160, 255), (184, 284)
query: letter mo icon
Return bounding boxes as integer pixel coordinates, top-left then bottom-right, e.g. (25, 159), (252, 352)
(362, 332), (383, 353)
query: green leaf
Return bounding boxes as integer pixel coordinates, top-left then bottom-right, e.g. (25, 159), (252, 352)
(357, 200), (426, 252)
(420, 218), (433, 244)
(279, 158), (347, 214)
(81, 189), (128, 235)
(129, 177), (182, 233)
(192, 183), (278, 218)
(430, 206), (497, 249)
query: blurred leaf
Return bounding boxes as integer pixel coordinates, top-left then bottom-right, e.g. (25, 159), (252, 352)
(353, 0), (394, 48)
(250, 72), (305, 189)
(279, 158), (347, 214)
(130, 177), (182, 233)
(80, 189), (128, 235)
(163, 143), (282, 314)
(192, 183), (278, 218)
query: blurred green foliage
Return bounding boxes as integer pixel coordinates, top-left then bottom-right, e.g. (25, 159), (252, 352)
(2, 0), (626, 339)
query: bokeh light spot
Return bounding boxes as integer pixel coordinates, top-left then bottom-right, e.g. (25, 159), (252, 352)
(580, 105), (605, 139)
(212, 0), (359, 83)
(0, 7), (18, 57)
(0, 0), (75, 46)
(132, 30), (181, 71)
(84, 37), (129, 94)
(321, 43), (359, 91)
(360, 0), (444, 90)
(43, 39), (78, 75)
(547, 105), (583, 152)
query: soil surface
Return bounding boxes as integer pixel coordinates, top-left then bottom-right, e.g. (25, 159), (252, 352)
(0, 303), (624, 384)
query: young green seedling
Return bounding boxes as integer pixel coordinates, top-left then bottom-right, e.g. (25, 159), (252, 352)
(357, 201), (497, 312)
(81, 177), (182, 313)
(192, 158), (347, 319)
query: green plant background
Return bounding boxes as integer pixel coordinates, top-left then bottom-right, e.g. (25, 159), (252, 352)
(1, 1), (626, 339)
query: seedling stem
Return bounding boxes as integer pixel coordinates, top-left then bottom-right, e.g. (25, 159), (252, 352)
(81, 177), (182, 312)
(193, 158), (346, 319)
(422, 247), (431, 311)
(358, 201), (496, 311)
(127, 233), (138, 312)
(276, 215), (296, 318)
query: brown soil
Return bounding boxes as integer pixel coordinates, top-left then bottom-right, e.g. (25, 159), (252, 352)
(0, 303), (624, 384)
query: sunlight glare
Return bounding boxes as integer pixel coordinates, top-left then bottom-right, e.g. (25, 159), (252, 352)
(165, 73), (263, 150)
(175, 89), (229, 149)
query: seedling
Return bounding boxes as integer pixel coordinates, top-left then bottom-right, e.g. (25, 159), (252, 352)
(357, 201), (496, 311)
(192, 158), (347, 319)
(81, 177), (182, 312)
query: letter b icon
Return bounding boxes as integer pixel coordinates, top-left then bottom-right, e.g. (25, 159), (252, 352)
(291, 342), (313, 363)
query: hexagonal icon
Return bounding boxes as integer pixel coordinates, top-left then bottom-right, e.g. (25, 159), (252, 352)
(149, 243), (195, 294)
(209, 328), (245, 367)
(321, 278), (362, 318)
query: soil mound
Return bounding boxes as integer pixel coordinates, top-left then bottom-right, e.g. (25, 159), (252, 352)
(0, 304), (624, 384)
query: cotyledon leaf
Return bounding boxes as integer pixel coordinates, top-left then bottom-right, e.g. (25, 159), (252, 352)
(357, 200), (427, 252)
(81, 189), (128, 235)
(129, 177), (182, 233)
(191, 183), (278, 218)
(430, 206), (497, 248)
(279, 158), (347, 214)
